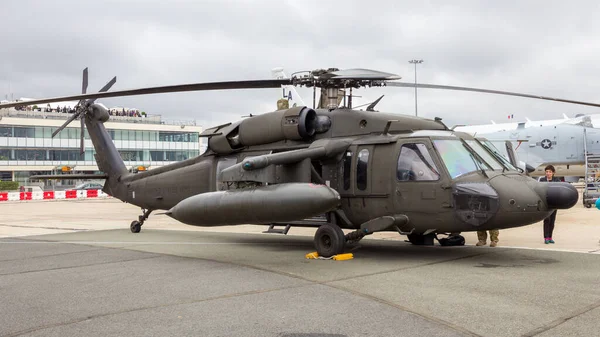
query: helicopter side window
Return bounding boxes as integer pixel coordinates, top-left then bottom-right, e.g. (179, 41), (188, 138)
(397, 143), (440, 181)
(356, 149), (369, 190)
(342, 150), (352, 190)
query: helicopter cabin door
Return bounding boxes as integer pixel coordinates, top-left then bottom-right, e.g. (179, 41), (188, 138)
(393, 139), (451, 225)
(338, 143), (397, 225)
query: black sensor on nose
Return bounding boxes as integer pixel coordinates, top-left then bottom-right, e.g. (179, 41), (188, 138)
(546, 182), (579, 209)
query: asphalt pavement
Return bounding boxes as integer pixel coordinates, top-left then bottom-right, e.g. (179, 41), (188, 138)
(1, 228), (599, 337)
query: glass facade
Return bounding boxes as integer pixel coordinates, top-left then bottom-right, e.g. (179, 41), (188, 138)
(0, 123), (202, 174)
(0, 126), (198, 143)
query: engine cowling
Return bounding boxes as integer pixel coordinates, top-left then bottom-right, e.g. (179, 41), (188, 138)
(208, 106), (326, 154)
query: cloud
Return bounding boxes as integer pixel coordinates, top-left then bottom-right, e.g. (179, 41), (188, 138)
(2, 0), (600, 129)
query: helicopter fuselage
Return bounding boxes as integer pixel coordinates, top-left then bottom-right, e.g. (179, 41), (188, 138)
(112, 107), (577, 235)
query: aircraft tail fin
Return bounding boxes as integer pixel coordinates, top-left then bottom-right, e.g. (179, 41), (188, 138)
(85, 105), (128, 178)
(271, 67), (306, 107)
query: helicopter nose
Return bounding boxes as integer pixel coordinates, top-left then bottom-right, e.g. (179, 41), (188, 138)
(545, 182), (579, 209)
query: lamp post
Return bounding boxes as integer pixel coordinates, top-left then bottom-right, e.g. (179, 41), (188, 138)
(408, 59), (423, 116)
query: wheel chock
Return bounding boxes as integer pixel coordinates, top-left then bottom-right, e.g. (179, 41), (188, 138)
(332, 253), (354, 261)
(305, 252), (354, 260)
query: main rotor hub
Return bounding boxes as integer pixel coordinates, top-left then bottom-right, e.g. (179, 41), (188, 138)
(290, 68), (401, 90)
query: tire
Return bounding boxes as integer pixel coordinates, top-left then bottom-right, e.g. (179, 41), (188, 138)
(407, 233), (426, 245)
(314, 224), (345, 258)
(585, 203), (592, 209)
(130, 220), (142, 233)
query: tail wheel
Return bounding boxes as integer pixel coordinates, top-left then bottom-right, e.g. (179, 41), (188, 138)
(314, 224), (346, 258)
(130, 221), (141, 233)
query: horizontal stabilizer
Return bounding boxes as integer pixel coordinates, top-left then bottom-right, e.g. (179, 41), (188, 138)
(30, 174), (108, 180)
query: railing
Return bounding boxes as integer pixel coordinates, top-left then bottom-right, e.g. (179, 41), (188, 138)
(0, 108), (197, 126)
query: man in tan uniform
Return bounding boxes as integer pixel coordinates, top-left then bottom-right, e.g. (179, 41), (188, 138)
(476, 230), (499, 247)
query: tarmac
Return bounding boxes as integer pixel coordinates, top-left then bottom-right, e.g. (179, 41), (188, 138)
(1, 197), (600, 336)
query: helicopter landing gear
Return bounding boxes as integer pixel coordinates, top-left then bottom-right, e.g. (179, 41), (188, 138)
(436, 233), (466, 246)
(130, 208), (152, 233)
(406, 233), (436, 245)
(314, 223), (346, 258)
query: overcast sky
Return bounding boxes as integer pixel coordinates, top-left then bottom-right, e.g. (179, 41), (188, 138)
(2, 0), (600, 129)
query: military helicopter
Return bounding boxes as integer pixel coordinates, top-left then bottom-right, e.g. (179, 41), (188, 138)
(0, 67), (588, 257)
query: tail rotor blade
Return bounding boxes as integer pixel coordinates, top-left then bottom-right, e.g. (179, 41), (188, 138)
(99, 76), (117, 93)
(86, 76), (117, 105)
(82, 68), (88, 94)
(80, 116), (85, 155)
(52, 112), (80, 138)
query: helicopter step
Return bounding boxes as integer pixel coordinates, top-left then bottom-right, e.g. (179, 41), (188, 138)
(262, 224), (292, 235)
(265, 214), (330, 234)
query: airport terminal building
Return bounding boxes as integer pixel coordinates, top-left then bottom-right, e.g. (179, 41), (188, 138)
(0, 107), (203, 187)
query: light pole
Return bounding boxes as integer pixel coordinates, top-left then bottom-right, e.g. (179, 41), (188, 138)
(408, 59), (423, 116)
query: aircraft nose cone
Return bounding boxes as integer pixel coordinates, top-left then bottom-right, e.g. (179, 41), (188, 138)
(546, 182), (579, 209)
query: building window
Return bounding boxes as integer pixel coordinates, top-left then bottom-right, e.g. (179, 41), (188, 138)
(397, 143), (440, 181)
(14, 127), (34, 138)
(0, 149), (11, 160)
(14, 149), (47, 161)
(120, 151), (143, 161)
(0, 127), (12, 137)
(0, 171), (12, 181)
(150, 151), (164, 161)
(356, 149), (369, 190)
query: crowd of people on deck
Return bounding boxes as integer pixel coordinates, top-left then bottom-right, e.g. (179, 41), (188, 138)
(13, 104), (146, 117)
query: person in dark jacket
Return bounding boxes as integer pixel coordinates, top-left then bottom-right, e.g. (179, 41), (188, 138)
(539, 165), (561, 243)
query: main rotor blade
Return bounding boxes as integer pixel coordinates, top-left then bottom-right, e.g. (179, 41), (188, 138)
(52, 112), (80, 138)
(0, 79), (292, 109)
(386, 82), (600, 108)
(82, 67), (88, 94)
(325, 68), (401, 80)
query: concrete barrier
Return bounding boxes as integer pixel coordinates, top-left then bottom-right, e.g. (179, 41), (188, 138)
(0, 189), (110, 202)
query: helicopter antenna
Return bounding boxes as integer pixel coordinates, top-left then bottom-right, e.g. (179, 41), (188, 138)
(366, 95), (385, 111)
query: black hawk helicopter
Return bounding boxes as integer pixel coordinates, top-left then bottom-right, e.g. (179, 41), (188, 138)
(0, 68), (587, 257)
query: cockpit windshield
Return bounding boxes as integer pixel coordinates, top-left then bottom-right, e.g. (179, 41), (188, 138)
(432, 139), (505, 179)
(479, 140), (518, 171)
(464, 140), (504, 171)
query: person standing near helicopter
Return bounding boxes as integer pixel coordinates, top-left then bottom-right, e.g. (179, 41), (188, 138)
(539, 165), (560, 244)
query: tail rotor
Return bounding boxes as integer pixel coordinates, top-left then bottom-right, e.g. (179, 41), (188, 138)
(51, 68), (117, 155)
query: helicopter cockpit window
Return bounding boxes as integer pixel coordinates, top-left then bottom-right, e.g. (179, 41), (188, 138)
(342, 150), (352, 190)
(356, 149), (369, 190)
(397, 143), (440, 181)
(433, 139), (494, 179)
(479, 140), (518, 171)
(465, 140), (504, 171)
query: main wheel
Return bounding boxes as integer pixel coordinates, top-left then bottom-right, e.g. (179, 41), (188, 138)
(585, 203), (592, 209)
(314, 224), (346, 258)
(407, 233), (435, 245)
(130, 220), (142, 233)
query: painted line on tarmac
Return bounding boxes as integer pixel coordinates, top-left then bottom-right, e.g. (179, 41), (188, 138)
(0, 241), (296, 245)
(0, 241), (599, 254)
(465, 244), (600, 254)
(0, 224), (92, 231)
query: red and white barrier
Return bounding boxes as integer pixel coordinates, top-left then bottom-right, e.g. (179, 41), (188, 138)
(0, 189), (109, 202)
